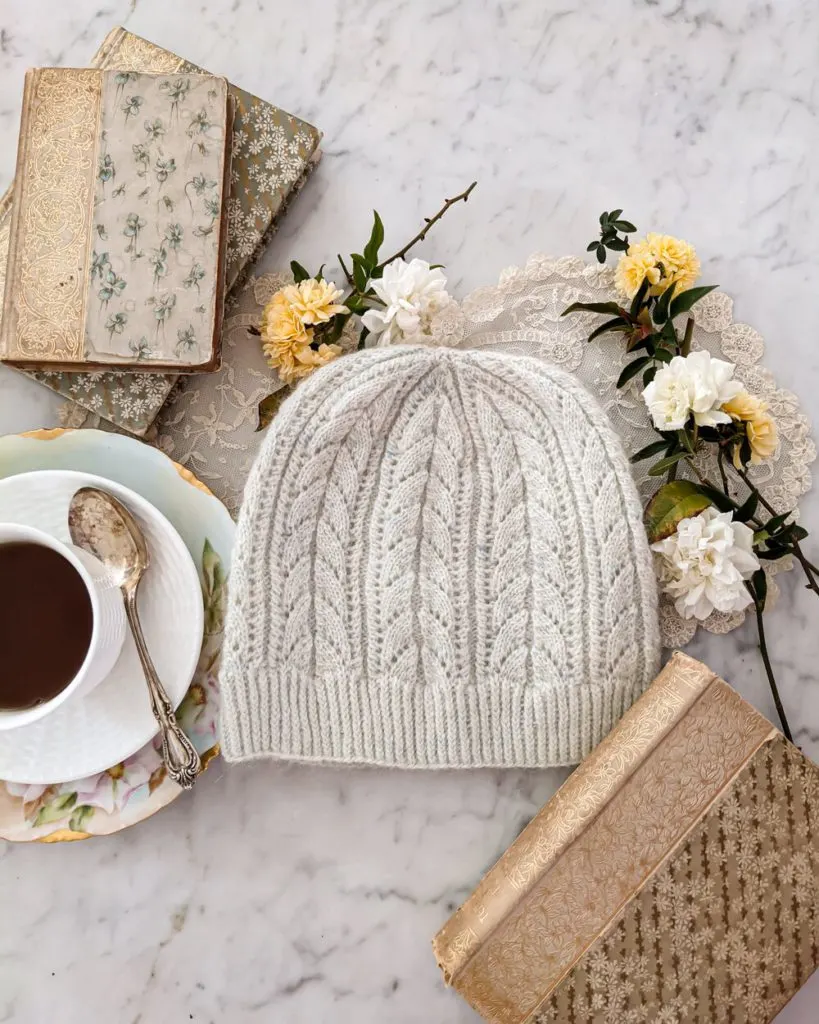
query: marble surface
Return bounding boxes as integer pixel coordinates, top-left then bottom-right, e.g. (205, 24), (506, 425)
(1, 1), (818, 1021)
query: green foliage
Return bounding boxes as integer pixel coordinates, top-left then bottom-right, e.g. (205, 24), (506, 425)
(644, 480), (712, 542)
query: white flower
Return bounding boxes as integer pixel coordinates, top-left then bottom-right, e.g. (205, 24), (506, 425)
(652, 507), (760, 620)
(642, 350), (743, 431)
(361, 258), (451, 345)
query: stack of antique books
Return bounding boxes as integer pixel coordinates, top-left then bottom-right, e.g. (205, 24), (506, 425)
(0, 27), (321, 436)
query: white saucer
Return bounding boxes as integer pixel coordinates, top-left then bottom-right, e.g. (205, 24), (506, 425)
(0, 470), (204, 783)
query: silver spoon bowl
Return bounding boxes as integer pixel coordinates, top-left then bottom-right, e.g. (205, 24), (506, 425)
(68, 486), (201, 789)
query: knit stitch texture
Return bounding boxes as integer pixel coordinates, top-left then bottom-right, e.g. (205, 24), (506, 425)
(220, 346), (660, 768)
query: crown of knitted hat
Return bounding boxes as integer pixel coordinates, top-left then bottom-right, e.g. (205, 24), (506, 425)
(220, 346), (660, 768)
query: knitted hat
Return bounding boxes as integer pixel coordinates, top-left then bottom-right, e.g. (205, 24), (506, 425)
(220, 346), (660, 769)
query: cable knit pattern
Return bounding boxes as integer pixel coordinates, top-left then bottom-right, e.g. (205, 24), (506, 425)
(220, 346), (661, 768)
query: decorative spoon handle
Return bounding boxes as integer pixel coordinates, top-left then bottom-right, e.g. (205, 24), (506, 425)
(124, 592), (201, 789)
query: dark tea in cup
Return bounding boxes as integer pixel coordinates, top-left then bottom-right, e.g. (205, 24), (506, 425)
(0, 540), (93, 710)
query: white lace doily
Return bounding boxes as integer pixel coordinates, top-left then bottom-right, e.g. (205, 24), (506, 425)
(61, 254), (815, 647)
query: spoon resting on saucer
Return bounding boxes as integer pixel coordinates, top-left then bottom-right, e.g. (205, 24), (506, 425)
(68, 486), (201, 789)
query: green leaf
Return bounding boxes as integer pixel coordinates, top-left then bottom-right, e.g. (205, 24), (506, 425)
(599, 211), (609, 226)
(669, 284), (718, 319)
(652, 281), (678, 325)
(751, 568), (768, 610)
(351, 253), (369, 291)
(562, 300), (625, 317)
(763, 511), (793, 535)
(783, 524), (809, 543)
(607, 238), (628, 251)
(290, 260), (310, 284)
(647, 450), (691, 477)
(596, 243), (606, 264)
(653, 348), (673, 363)
(613, 219), (637, 233)
(362, 210), (384, 269)
(629, 276), (650, 317)
(586, 241), (599, 253)
(68, 805), (95, 834)
(735, 492), (759, 523)
(33, 792), (77, 828)
(678, 428), (695, 454)
(617, 356), (650, 389)
(315, 263), (325, 282)
(608, 208), (623, 221)
(643, 366), (657, 387)
(588, 317), (628, 342)
(256, 388), (290, 433)
(644, 480), (712, 542)
(631, 439), (670, 463)
(201, 538), (227, 634)
(696, 485), (738, 513)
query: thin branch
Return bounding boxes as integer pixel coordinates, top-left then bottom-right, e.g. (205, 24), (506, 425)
(752, 597), (793, 742)
(337, 253), (355, 289)
(377, 182), (477, 269)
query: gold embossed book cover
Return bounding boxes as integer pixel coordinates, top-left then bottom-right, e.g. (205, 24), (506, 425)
(433, 653), (819, 1024)
(1, 67), (232, 373)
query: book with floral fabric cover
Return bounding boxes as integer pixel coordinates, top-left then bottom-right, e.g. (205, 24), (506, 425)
(1, 68), (233, 373)
(0, 27), (322, 433)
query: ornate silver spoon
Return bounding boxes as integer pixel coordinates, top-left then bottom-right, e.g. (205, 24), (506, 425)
(68, 486), (201, 789)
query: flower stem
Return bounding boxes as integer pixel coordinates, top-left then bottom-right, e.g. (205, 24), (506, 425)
(753, 598), (793, 742)
(732, 464), (819, 598)
(376, 182), (477, 270)
(717, 447), (731, 497)
(681, 317), (694, 356)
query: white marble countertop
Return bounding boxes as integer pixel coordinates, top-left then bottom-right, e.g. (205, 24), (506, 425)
(1, 1), (818, 1021)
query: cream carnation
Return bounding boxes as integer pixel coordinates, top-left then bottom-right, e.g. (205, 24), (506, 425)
(362, 258), (451, 346)
(642, 350), (743, 431)
(652, 507), (760, 620)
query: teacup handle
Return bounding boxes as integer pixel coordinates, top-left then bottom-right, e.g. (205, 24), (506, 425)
(123, 590), (201, 790)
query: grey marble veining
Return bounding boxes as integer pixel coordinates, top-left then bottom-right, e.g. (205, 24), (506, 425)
(1, 1), (818, 1021)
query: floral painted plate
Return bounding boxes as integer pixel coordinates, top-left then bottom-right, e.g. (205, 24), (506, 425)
(0, 429), (235, 843)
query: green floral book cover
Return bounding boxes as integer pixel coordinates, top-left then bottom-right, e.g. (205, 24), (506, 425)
(0, 27), (322, 434)
(1, 68), (231, 372)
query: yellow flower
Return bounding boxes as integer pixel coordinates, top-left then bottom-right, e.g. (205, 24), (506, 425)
(615, 232), (701, 299)
(725, 391), (778, 467)
(722, 391), (766, 422)
(312, 342), (343, 369)
(279, 279), (348, 326)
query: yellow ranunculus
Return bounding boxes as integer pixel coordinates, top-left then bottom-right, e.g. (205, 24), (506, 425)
(615, 232), (700, 299)
(725, 391), (778, 467)
(279, 279), (349, 326)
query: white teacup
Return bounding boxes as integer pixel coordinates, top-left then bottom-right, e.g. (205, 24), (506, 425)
(0, 523), (127, 731)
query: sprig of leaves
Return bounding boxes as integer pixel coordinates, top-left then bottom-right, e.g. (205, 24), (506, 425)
(586, 209), (637, 264)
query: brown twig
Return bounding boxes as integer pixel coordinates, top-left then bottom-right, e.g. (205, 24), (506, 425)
(376, 182), (477, 269)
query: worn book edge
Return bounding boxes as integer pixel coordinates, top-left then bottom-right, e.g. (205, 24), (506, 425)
(432, 652), (717, 986)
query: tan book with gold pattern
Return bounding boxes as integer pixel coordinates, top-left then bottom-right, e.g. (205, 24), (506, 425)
(433, 653), (819, 1024)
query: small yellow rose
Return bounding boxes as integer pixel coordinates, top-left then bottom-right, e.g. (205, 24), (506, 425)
(723, 391), (767, 422)
(280, 279), (349, 326)
(746, 411), (778, 464)
(615, 232), (700, 299)
(260, 291), (310, 348)
(726, 392), (778, 467)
